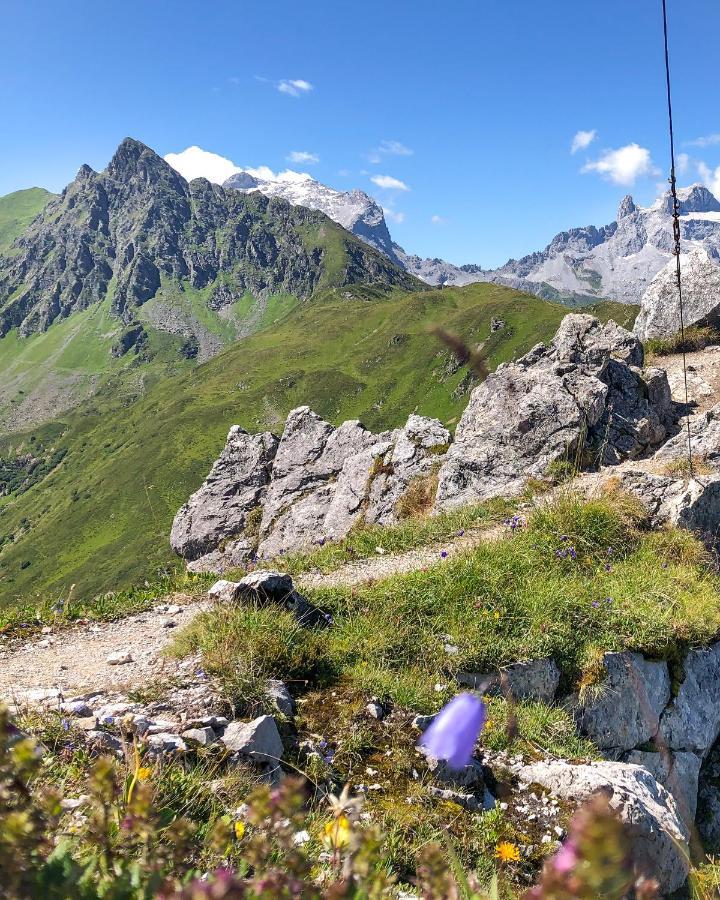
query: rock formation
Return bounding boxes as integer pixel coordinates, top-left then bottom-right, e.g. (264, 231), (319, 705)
(517, 760), (690, 893)
(434, 315), (674, 510)
(171, 406), (450, 572)
(634, 246), (720, 341)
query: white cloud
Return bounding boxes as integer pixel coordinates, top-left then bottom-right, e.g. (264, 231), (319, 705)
(581, 143), (659, 185)
(430, 214), (446, 225)
(164, 146), (241, 184)
(677, 152), (690, 176)
(571, 129), (597, 154)
(370, 174), (410, 191)
(685, 134), (720, 148)
(286, 150), (319, 164)
(278, 79), (313, 97)
(367, 139), (413, 164)
(379, 140), (413, 156)
(383, 208), (405, 224)
(698, 161), (720, 197)
(164, 147), (318, 186)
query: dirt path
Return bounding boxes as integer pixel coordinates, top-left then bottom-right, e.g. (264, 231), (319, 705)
(0, 526), (507, 705)
(299, 523), (506, 589)
(0, 599), (209, 706)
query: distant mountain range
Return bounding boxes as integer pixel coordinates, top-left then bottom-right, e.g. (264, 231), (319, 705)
(0, 139), (416, 343)
(210, 161), (720, 305)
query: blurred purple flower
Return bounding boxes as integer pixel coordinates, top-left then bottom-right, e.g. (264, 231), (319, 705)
(560, 535), (568, 542)
(418, 693), (486, 770)
(605, 597), (613, 604)
(61, 718), (70, 732)
(317, 537), (326, 546)
(552, 839), (579, 873)
(457, 529), (465, 537)
(591, 601), (600, 608)
(568, 547), (577, 560)
(440, 550), (448, 559)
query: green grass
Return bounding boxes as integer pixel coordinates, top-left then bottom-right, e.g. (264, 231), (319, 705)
(645, 325), (719, 357)
(0, 187), (54, 253)
(171, 494), (720, 715)
(0, 282), (637, 609)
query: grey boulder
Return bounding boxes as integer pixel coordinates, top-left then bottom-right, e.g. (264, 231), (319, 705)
(615, 469), (720, 537)
(634, 246), (720, 340)
(221, 715), (284, 764)
(576, 652), (670, 752)
(266, 680), (296, 718)
(517, 760), (690, 894)
(457, 657), (560, 703)
(435, 315), (672, 510)
(659, 642), (720, 755)
(625, 749), (701, 828)
(697, 739), (720, 847)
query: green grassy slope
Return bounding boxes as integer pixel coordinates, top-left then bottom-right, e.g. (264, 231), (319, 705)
(0, 188), (55, 253)
(0, 283), (636, 608)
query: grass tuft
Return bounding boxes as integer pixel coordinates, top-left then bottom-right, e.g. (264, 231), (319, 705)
(645, 325), (718, 357)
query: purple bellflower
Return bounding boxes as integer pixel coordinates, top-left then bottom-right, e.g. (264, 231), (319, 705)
(418, 693), (486, 770)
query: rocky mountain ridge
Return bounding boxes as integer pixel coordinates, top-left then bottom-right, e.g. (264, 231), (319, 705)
(0, 138), (417, 344)
(218, 161), (720, 304)
(488, 184), (720, 305)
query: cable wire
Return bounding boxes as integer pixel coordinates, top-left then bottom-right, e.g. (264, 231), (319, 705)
(662, 0), (694, 477)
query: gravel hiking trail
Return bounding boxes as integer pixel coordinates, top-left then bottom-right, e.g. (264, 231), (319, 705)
(0, 525), (505, 704)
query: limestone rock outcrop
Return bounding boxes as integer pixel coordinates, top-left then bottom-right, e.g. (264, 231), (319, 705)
(634, 247), (720, 341)
(517, 760), (690, 893)
(173, 406), (450, 571)
(435, 315), (674, 510)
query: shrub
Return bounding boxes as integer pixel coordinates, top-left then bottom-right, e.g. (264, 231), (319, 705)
(169, 604), (332, 715)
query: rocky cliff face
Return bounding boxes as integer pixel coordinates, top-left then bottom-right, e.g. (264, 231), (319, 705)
(0, 138), (417, 339)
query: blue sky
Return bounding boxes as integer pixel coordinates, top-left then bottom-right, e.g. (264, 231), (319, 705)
(2, 0), (719, 267)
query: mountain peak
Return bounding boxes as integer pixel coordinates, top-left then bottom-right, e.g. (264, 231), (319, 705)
(224, 171), (260, 190)
(75, 163), (97, 182)
(106, 137), (172, 182)
(617, 195), (636, 220)
(677, 183), (720, 214)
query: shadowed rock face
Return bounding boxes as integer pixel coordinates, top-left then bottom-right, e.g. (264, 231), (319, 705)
(0, 138), (417, 339)
(434, 314), (675, 510)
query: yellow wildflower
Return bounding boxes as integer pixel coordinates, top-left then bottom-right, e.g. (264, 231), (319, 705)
(323, 814), (351, 849)
(495, 841), (521, 862)
(234, 821), (246, 840)
(136, 767), (152, 781)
